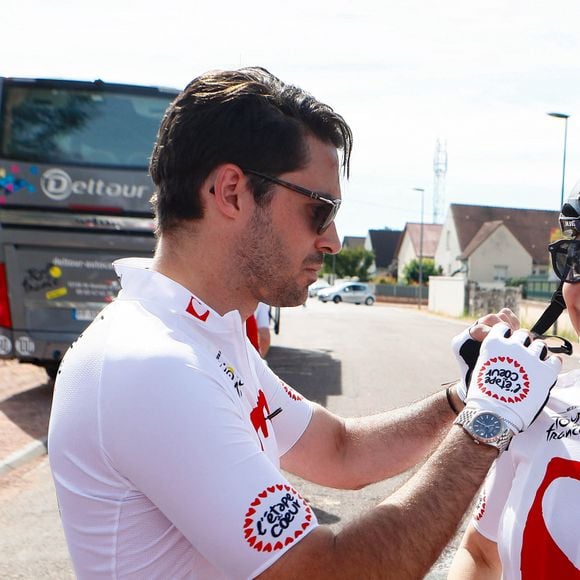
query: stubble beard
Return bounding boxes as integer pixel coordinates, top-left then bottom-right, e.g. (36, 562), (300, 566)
(237, 206), (311, 307)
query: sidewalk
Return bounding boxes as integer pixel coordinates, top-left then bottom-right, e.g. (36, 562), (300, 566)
(0, 361), (52, 476)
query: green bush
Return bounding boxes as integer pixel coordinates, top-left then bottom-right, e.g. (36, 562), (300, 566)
(505, 277), (527, 288)
(322, 247), (375, 281)
(402, 258), (442, 285)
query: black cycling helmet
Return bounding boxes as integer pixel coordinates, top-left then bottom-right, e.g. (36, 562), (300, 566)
(559, 180), (580, 237)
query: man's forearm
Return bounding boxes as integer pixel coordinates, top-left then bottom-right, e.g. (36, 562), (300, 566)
(262, 426), (497, 579)
(334, 427), (497, 578)
(340, 387), (460, 488)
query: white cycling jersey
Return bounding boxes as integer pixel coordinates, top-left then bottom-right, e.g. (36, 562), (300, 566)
(254, 303), (270, 329)
(48, 257), (317, 579)
(472, 369), (580, 579)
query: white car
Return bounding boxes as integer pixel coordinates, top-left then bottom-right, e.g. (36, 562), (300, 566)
(308, 279), (331, 297)
(318, 282), (375, 305)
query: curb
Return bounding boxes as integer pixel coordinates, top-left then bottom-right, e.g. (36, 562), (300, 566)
(0, 437), (48, 477)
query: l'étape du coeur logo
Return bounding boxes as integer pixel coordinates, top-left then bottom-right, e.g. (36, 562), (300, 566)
(476, 355), (530, 403)
(243, 484), (314, 552)
(40, 168), (149, 201)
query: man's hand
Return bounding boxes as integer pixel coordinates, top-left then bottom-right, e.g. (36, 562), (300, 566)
(464, 323), (561, 432)
(451, 309), (520, 400)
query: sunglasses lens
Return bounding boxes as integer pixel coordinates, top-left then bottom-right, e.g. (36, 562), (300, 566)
(552, 244), (568, 278)
(569, 245), (580, 281)
(314, 201), (340, 234)
(551, 240), (580, 282)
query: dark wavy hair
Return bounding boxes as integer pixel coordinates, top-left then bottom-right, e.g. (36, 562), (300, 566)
(149, 67), (352, 232)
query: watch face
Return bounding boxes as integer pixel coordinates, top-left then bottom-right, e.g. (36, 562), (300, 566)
(471, 413), (502, 440)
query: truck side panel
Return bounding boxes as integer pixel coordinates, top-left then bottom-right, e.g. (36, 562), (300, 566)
(0, 213), (155, 365)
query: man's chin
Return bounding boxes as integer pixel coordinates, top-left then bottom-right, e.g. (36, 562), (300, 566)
(268, 287), (308, 308)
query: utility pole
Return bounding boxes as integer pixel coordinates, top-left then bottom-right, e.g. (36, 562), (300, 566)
(413, 188), (425, 309)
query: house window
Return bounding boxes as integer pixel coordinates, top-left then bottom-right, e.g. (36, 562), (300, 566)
(493, 265), (508, 281)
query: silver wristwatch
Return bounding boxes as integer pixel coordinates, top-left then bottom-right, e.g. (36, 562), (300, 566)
(454, 408), (513, 453)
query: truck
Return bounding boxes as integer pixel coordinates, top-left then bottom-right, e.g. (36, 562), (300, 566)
(0, 77), (179, 378)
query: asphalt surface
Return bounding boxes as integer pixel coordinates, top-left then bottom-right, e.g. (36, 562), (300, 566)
(0, 361), (51, 476)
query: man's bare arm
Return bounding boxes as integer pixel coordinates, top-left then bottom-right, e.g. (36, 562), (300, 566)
(448, 523), (502, 580)
(258, 327), (271, 357)
(281, 311), (516, 491)
(260, 427), (498, 579)
(282, 387), (460, 489)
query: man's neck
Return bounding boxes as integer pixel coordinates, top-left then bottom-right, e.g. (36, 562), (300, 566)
(151, 232), (257, 320)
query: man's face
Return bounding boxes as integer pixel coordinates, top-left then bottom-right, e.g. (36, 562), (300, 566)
(236, 135), (342, 307)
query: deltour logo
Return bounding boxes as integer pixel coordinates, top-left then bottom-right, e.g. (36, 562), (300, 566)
(40, 168), (149, 201)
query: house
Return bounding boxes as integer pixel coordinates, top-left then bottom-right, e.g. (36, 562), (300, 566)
(364, 229), (402, 277)
(435, 203), (559, 283)
(342, 236), (366, 249)
(395, 222), (443, 281)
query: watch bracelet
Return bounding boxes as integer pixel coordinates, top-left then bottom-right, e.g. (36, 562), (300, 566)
(454, 407), (513, 452)
(455, 407), (519, 433)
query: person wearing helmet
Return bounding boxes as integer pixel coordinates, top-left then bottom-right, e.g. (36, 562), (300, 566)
(448, 186), (580, 579)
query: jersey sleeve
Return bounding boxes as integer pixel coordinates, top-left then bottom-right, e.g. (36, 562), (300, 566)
(471, 450), (515, 542)
(251, 350), (315, 456)
(100, 358), (318, 579)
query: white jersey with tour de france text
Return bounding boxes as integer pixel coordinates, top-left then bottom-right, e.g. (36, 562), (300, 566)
(48, 257), (318, 579)
(472, 369), (580, 579)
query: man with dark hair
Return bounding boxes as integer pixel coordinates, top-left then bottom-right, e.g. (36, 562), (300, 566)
(49, 67), (560, 579)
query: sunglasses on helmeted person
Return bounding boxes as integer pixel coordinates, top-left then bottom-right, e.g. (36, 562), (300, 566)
(528, 203), (580, 356)
(243, 169), (341, 235)
(550, 212), (580, 283)
(548, 238), (580, 283)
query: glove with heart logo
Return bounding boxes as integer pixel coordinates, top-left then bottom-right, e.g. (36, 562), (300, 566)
(464, 323), (562, 433)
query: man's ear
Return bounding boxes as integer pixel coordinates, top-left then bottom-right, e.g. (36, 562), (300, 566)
(209, 164), (250, 220)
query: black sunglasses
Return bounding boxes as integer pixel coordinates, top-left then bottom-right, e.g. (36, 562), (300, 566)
(243, 169), (341, 235)
(549, 238), (580, 283)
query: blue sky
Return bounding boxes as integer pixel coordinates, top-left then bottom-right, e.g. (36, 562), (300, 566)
(6, 0), (580, 236)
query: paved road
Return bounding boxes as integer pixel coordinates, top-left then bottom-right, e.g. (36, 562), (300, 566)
(1, 299), (578, 578)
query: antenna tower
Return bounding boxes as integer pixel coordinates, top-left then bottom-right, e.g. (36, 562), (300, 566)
(432, 139), (448, 223)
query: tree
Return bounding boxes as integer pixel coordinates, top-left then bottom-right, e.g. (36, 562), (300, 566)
(402, 258), (442, 285)
(322, 247), (375, 281)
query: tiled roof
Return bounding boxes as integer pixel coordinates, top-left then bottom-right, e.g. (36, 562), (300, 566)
(399, 223), (443, 259)
(367, 229), (403, 268)
(451, 204), (559, 265)
(342, 236), (366, 249)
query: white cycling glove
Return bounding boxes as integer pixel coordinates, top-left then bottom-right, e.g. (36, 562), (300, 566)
(451, 326), (481, 400)
(465, 323), (561, 433)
